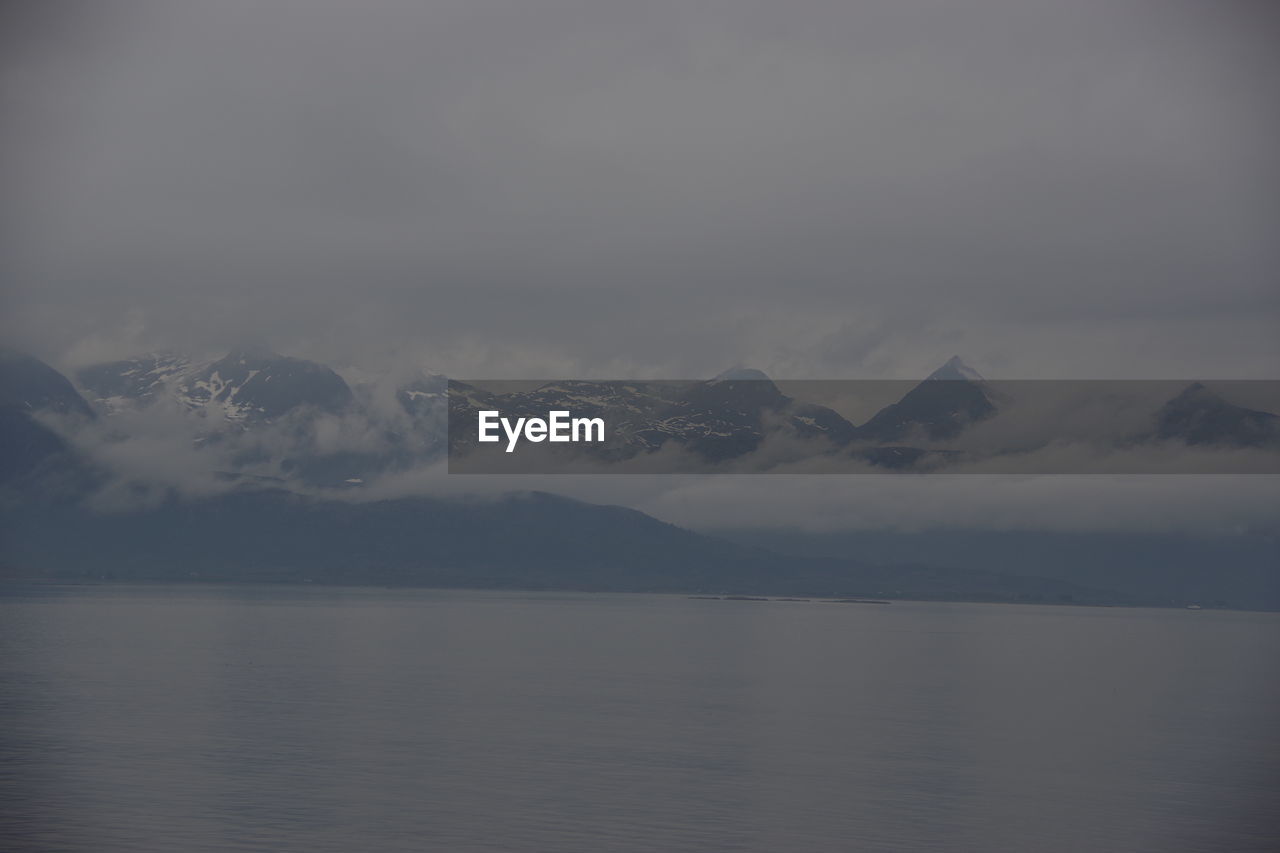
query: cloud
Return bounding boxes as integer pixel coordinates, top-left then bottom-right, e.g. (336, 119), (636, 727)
(4, 1), (1277, 537)
(1, 0), (1277, 380)
(45, 389), (1280, 534)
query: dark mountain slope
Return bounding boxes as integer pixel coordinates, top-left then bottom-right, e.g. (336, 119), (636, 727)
(854, 357), (995, 443)
(0, 350), (97, 488)
(0, 348), (96, 419)
(76, 353), (192, 410)
(1152, 382), (1280, 449)
(0, 489), (1119, 604)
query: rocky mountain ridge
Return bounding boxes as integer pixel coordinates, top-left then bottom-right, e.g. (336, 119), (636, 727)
(4, 348), (1277, 487)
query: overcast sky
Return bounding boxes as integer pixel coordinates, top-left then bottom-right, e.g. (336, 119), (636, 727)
(4, 1), (1279, 535)
(3, 0), (1277, 381)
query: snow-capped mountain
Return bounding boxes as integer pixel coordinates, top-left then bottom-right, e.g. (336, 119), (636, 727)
(853, 356), (996, 443)
(68, 350), (462, 488)
(77, 349), (354, 423)
(6, 350), (1275, 609)
(76, 353), (193, 414)
(175, 349), (353, 422)
(71, 349), (373, 488)
(9, 348), (1275, 484)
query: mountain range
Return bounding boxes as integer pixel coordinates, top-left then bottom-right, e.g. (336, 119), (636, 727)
(14, 346), (1270, 478)
(76, 348), (354, 422)
(448, 365), (1280, 472)
(447, 359), (1001, 460)
(1, 346), (1276, 609)
(6, 345), (1279, 482)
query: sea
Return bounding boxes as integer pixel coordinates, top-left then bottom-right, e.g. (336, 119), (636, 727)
(2, 584), (1277, 852)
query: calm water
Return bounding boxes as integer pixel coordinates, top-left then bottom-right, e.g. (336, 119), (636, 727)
(1, 585), (1277, 852)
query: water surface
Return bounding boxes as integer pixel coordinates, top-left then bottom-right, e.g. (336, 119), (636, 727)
(2, 584), (1277, 852)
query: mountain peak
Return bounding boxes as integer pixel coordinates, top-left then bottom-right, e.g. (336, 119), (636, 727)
(927, 356), (984, 383)
(713, 367), (772, 382)
(1173, 381), (1210, 399)
(1155, 382), (1279, 448)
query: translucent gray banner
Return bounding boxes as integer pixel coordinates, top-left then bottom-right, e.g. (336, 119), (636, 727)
(446, 379), (1280, 474)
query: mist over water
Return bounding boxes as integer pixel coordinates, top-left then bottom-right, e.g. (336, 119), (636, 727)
(3, 585), (1277, 852)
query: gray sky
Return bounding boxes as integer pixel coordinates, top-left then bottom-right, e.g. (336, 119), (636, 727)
(6, 1), (1279, 538)
(3, 0), (1277, 380)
